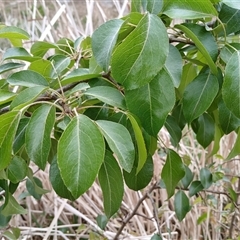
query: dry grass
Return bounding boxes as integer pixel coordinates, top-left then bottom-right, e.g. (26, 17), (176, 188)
(0, 1), (240, 239)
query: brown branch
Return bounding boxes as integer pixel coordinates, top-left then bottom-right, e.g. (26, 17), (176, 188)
(169, 37), (195, 45)
(113, 182), (159, 240)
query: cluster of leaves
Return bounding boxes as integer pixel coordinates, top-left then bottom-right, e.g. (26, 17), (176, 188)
(1, 0), (240, 236)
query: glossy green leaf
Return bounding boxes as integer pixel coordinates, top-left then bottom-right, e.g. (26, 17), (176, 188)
(92, 19), (123, 72)
(123, 155), (153, 191)
(162, 0), (217, 19)
(26, 177), (44, 200)
(58, 114), (105, 198)
(7, 156), (27, 184)
(30, 41), (58, 57)
(220, 43), (240, 64)
(222, 1), (240, 10)
(161, 150), (185, 198)
(223, 51), (240, 118)
(1, 194), (27, 216)
(0, 90), (15, 105)
(164, 44), (182, 88)
(147, 0), (163, 14)
(98, 151), (124, 218)
(181, 165), (194, 189)
(218, 100), (240, 134)
(26, 104), (55, 170)
(61, 68), (100, 86)
(183, 72), (219, 123)
(174, 191), (191, 221)
(200, 168), (213, 189)
(219, 4), (240, 35)
(96, 120), (135, 172)
(96, 215), (108, 230)
(3, 47), (40, 62)
(175, 24), (218, 74)
(196, 113), (215, 148)
(10, 86), (48, 110)
(0, 26), (29, 40)
(49, 157), (75, 201)
(85, 86), (126, 110)
(127, 113), (147, 173)
(7, 70), (49, 87)
(165, 115), (182, 147)
(126, 68), (175, 136)
(28, 59), (53, 79)
(189, 181), (204, 197)
(0, 63), (24, 74)
(0, 111), (20, 170)
(111, 13), (168, 90)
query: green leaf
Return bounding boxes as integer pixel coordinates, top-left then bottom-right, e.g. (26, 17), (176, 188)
(57, 114), (105, 198)
(174, 191), (191, 221)
(189, 181), (204, 197)
(220, 43), (240, 64)
(61, 68), (100, 86)
(26, 104), (55, 170)
(96, 214), (108, 230)
(0, 90), (16, 105)
(10, 86), (48, 110)
(131, 0), (142, 12)
(151, 234), (163, 240)
(26, 177), (44, 200)
(222, 51), (240, 118)
(7, 156), (27, 183)
(85, 86), (126, 110)
(127, 113), (147, 173)
(219, 4), (240, 35)
(111, 13), (168, 90)
(1, 194), (27, 216)
(0, 62), (24, 74)
(96, 120), (135, 172)
(0, 111), (21, 170)
(226, 129), (240, 160)
(28, 59), (53, 80)
(162, 0), (218, 19)
(7, 70), (49, 87)
(92, 19), (124, 72)
(123, 155), (153, 191)
(164, 44), (183, 88)
(49, 55), (71, 78)
(200, 168), (213, 189)
(147, 0), (163, 14)
(181, 165), (194, 189)
(161, 150), (185, 198)
(196, 113), (215, 148)
(98, 151), (124, 218)
(49, 157), (75, 200)
(222, 1), (240, 10)
(218, 99), (240, 134)
(165, 115), (182, 147)
(30, 41), (58, 57)
(3, 47), (40, 62)
(183, 72), (219, 123)
(175, 24), (218, 74)
(126, 68), (175, 136)
(0, 26), (29, 39)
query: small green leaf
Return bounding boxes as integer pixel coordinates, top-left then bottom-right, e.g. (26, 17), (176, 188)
(85, 86), (126, 110)
(183, 72), (219, 123)
(7, 70), (49, 87)
(30, 41), (58, 57)
(174, 191), (191, 221)
(26, 177), (44, 200)
(111, 13), (168, 90)
(147, 0), (163, 14)
(96, 214), (108, 230)
(7, 156), (27, 184)
(151, 234), (163, 240)
(226, 129), (240, 160)
(0, 90), (16, 105)
(222, 51), (240, 118)
(28, 59), (53, 79)
(49, 55), (71, 78)
(123, 155), (153, 191)
(181, 165), (194, 189)
(1, 194), (27, 216)
(189, 181), (204, 197)
(0, 62), (24, 74)
(200, 168), (213, 189)
(126, 68), (175, 136)
(220, 43), (240, 64)
(0, 26), (29, 39)
(92, 19), (124, 72)
(197, 212), (208, 225)
(61, 68), (100, 86)
(26, 104), (55, 170)
(96, 120), (135, 172)
(10, 86), (48, 110)
(196, 113), (215, 148)
(98, 151), (124, 218)
(161, 150), (185, 198)
(162, 0), (217, 19)
(58, 114), (105, 198)
(49, 157), (75, 201)
(127, 113), (147, 173)
(0, 111), (21, 170)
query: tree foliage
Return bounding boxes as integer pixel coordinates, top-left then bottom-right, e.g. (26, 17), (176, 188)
(0, 0), (240, 237)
